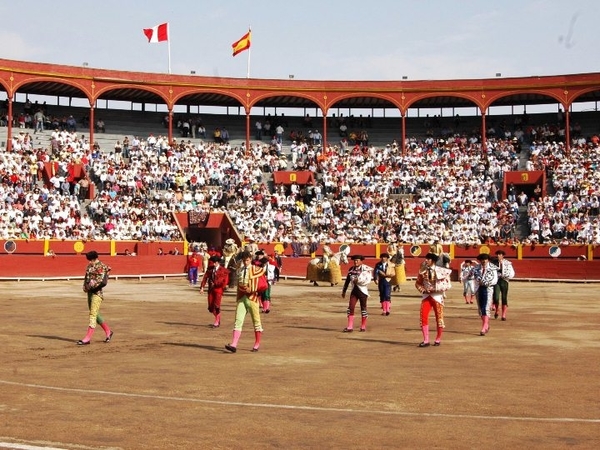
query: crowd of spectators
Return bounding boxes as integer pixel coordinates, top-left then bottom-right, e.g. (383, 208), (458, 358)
(0, 110), (599, 249)
(518, 138), (600, 245)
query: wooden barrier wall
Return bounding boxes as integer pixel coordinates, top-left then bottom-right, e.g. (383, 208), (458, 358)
(1, 255), (599, 282)
(1, 240), (599, 281)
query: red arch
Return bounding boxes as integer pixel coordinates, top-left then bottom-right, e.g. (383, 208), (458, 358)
(1, 57), (599, 151)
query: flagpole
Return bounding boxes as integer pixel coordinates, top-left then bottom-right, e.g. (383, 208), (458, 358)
(246, 46), (251, 79)
(167, 23), (172, 74)
(246, 27), (251, 78)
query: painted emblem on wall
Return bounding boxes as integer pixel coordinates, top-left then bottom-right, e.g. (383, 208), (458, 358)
(4, 240), (16, 254)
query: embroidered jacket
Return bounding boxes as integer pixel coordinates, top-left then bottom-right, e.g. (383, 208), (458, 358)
(474, 262), (499, 289)
(415, 265), (452, 304)
(374, 261), (395, 283)
(83, 259), (111, 294)
(460, 264), (475, 282)
(342, 264), (373, 296)
(497, 260), (515, 280)
(236, 264), (265, 301)
(200, 265), (229, 290)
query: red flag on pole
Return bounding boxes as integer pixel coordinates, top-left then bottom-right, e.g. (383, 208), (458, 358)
(143, 23), (169, 43)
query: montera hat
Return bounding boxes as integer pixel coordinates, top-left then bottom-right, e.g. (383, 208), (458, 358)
(380, 253), (390, 258)
(85, 250), (99, 261)
(209, 255), (221, 263)
(351, 255), (365, 261)
(424, 252), (439, 262)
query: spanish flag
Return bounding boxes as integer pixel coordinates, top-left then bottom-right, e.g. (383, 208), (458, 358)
(232, 30), (251, 57)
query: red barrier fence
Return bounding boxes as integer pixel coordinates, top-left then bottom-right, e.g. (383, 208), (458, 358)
(1, 240), (599, 281)
(3, 240), (597, 260)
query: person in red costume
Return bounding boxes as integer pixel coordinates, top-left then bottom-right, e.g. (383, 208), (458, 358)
(187, 252), (201, 286)
(415, 253), (452, 347)
(200, 255), (230, 328)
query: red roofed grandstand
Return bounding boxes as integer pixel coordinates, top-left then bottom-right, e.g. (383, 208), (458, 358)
(0, 58), (599, 280)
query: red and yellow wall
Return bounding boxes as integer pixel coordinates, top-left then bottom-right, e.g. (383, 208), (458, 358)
(2, 240), (599, 281)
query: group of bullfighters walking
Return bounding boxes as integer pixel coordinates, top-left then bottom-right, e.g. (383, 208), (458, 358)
(413, 249), (514, 346)
(339, 249), (515, 347)
(74, 244), (514, 351)
(193, 249), (515, 353)
(199, 248), (278, 353)
(459, 250), (516, 336)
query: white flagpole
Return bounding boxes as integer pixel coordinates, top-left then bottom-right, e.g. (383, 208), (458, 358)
(167, 23), (172, 74)
(246, 27), (251, 79)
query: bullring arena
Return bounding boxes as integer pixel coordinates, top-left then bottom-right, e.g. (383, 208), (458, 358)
(1, 55), (600, 449)
(1, 276), (599, 449)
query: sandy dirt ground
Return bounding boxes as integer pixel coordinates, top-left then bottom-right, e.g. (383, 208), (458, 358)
(0, 278), (599, 450)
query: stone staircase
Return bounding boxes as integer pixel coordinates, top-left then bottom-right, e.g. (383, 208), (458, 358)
(512, 142), (532, 239)
(515, 205), (530, 239)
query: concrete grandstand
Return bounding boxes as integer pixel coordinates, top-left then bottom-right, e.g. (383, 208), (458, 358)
(0, 58), (600, 281)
